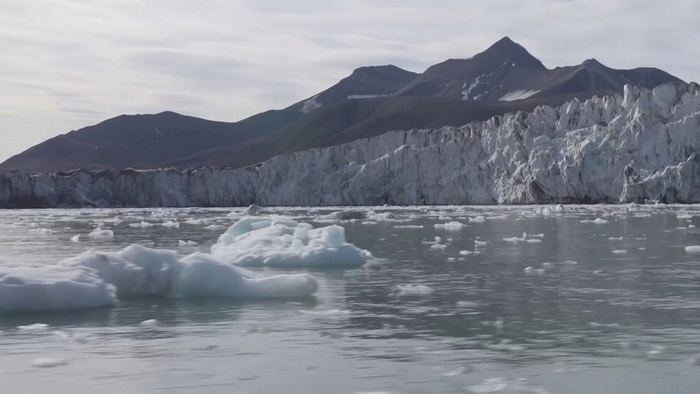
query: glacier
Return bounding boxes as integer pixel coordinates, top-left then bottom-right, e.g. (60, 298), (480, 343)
(1, 82), (699, 208)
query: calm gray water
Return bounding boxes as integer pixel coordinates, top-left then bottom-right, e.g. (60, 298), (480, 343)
(1, 205), (700, 393)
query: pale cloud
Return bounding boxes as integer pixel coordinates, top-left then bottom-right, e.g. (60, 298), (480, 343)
(0, 0), (697, 161)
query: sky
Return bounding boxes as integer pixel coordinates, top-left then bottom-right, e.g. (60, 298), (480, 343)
(0, 0), (697, 162)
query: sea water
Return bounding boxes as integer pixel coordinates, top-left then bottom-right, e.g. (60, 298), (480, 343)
(1, 205), (700, 393)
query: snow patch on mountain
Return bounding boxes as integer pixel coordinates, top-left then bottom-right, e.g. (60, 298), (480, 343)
(499, 89), (540, 101)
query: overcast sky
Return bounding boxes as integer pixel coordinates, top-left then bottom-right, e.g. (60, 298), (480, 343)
(0, 0), (697, 162)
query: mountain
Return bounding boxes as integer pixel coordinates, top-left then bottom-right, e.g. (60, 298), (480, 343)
(0, 37), (684, 173)
(3, 82), (699, 208)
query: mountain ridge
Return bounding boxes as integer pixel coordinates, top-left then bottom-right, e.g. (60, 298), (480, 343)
(0, 37), (685, 173)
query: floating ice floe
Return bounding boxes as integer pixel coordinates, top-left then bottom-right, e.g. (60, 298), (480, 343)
(612, 249), (628, 254)
(61, 244), (319, 299)
(211, 217), (372, 268)
(469, 216), (486, 223)
(178, 240), (198, 246)
(70, 234), (81, 242)
(161, 221), (180, 228)
(0, 265), (117, 312)
(393, 225), (424, 229)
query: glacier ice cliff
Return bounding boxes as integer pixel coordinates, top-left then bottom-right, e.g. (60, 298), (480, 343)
(1, 82), (699, 208)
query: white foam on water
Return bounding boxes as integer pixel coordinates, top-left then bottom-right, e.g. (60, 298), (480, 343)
(211, 217), (371, 268)
(396, 284), (434, 296)
(298, 308), (350, 316)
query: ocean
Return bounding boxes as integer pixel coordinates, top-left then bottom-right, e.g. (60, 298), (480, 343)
(1, 205), (699, 393)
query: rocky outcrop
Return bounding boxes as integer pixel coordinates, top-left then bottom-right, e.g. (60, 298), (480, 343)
(1, 82), (699, 208)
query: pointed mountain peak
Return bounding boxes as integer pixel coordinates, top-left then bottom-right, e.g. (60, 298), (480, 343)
(490, 36), (518, 49)
(477, 37), (546, 70)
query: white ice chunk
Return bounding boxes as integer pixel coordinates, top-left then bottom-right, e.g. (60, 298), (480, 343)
(88, 228), (114, 238)
(581, 218), (610, 224)
(0, 265), (116, 312)
(28, 228), (52, 234)
(685, 246), (700, 254)
(469, 216), (486, 223)
(211, 217), (371, 268)
(434, 221), (467, 230)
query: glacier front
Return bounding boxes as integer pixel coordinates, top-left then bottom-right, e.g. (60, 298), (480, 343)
(1, 82), (699, 208)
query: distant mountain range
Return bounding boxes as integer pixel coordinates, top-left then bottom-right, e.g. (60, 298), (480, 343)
(1, 37), (683, 173)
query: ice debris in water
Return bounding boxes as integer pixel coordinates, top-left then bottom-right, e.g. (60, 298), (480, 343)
(71, 234), (80, 242)
(211, 217), (372, 268)
(685, 246), (700, 254)
(161, 221), (180, 228)
(243, 204), (262, 215)
(139, 319), (159, 327)
(434, 221), (467, 230)
(466, 377), (550, 394)
(469, 216), (486, 223)
(28, 228), (52, 234)
(178, 240), (198, 246)
(475, 240), (488, 247)
(88, 228), (114, 238)
(612, 249), (628, 254)
(396, 284), (434, 296)
(581, 218), (610, 224)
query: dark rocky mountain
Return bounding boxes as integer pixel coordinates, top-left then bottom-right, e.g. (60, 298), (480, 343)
(0, 37), (684, 173)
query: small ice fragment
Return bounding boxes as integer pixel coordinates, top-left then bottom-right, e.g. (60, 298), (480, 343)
(612, 250), (628, 254)
(28, 228), (52, 234)
(469, 216), (486, 223)
(685, 246), (700, 254)
(459, 250), (479, 255)
(139, 319), (159, 327)
(529, 233), (544, 238)
(396, 284), (434, 296)
(32, 358), (69, 368)
(89, 228), (114, 238)
(581, 218), (609, 224)
(526, 239), (542, 243)
(18, 323), (49, 331)
(475, 240), (488, 247)
(393, 225), (424, 229)
(162, 221), (180, 228)
(71, 235), (80, 242)
(542, 262), (554, 269)
(564, 260), (578, 265)
(447, 257), (456, 262)
(434, 221), (466, 230)
(431, 244), (447, 250)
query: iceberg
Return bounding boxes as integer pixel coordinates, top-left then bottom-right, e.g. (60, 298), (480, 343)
(0, 264), (117, 312)
(211, 217), (372, 268)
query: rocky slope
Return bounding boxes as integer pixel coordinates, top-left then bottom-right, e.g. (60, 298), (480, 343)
(1, 82), (698, 208)
(1, 37), (682, 173)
